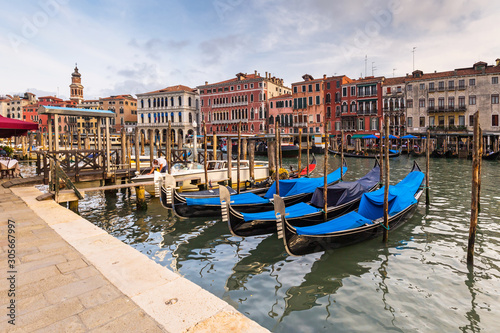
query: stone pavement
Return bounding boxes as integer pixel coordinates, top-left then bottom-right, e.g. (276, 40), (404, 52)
(0, 182), (268, 332)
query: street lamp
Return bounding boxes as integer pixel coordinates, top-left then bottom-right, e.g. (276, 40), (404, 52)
(192, 121), (198, 162)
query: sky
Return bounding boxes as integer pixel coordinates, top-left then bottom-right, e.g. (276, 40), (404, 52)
(1, 0), (499, 100)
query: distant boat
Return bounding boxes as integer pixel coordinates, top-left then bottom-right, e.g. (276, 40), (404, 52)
(255, 135), (299, 157)
(329, 149), (400, 158)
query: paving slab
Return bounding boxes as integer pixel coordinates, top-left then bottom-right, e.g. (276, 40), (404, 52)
(3, 184), (269, 332)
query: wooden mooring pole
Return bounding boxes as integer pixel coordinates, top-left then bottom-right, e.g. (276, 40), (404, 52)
(203, 122), (208, 190)
(135, 129), (140, 173)
(275, 121), (280, 196)
(298, 128), (302, 177)
(426, 129), (431, 205)
(135, 185), (147, 211)
(340, 129), (344, 182)
(383, 116), (390, 242)
(237, 121), (241, 194)
(467, 112), (481, 265)
(323, 114), (329, 221)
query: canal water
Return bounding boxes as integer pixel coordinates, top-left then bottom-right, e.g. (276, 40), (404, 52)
(51, 155), (500, 332)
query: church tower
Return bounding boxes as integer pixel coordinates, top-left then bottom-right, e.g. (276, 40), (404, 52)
(69, 64), (84, 104)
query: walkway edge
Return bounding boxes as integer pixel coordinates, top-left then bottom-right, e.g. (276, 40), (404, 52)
(11, 186), (269, 333)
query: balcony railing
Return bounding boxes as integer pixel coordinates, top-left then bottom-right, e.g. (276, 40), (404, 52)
(212, 101), (249, 108)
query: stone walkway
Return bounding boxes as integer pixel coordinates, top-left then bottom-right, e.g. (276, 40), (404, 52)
(0, 182), (267, 332)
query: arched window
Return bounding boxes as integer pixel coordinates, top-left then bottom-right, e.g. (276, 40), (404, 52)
(148, 99), (151, 108)
(171, 97), (174, 106)
(141, 100), (144, 108)
(178, 96), (182, 106)
(178, 112), (182, 122)
(161, 98), (164, 107)
(188, 97), (192, 107)
(189, 113), (193, 123)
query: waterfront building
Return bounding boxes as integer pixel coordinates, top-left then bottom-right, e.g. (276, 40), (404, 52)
(24, 96), (74, 134)
(324, 75), (353, 142)
(136, 85), (199, 146)
(405, 61), (500, 144)
(291, 74), (326, 136)
(5, 92), (36, 120)
(99, 95), (137, 133)
(268, 94), (293, 134)
(382, 76), (407, 137)
(0, 95), (13, 117)
(198, 71), (291, 135)
(77, 100), (100, 134)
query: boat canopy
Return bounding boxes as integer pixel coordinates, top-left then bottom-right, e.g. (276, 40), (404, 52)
(242, 202), (321, 222)
(310, 164), (380, 207)
(187, 192), (269, 206)
(264, 166), (347, 199)
(294, 170), (424, 235)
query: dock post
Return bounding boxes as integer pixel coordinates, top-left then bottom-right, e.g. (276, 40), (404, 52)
(383, 116), (390, 242)
(340, 129), (344, 182)
(467, 112), (481, 266)
(323, 113), (329, 221)
(298, 128), (302, 177)
(149, 130), (155, 165)
(203, 122), (208, 190)
(68, 200), (79, 214)
(135, 129), (140, 173)
(226, 135), (232, 188)
(248, 139), (255, 181)
(426, 129), (430, 205)
(275, 121), (280, 196)
(237, 121), (241, 194)
(121, 128), (126, 166)
(141, 131), (145, 156)
(212, 134), (218, 160)
(242, 137), (247, 160)
(135, 186), (147, 211)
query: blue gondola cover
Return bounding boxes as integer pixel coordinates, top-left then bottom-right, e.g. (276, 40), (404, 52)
(187, 192), (269, 206)
(242, 202), (321, 222)
(294, 170), (424, 235)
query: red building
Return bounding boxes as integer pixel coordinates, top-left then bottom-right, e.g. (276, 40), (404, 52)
(329, 76), (384, 146)
(268, 94), (293, 134)
(324, 75), (352, 140)
(197, 71), (291, 135)
(291, 74), (326, 135)
(23, 96), (76, 134)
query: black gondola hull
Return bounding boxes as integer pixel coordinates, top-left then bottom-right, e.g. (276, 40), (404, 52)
(282, 193), (421, 256)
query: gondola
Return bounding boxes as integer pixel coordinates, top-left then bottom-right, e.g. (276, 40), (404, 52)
(274, 161), (424, 256)
(409, 150), (426, 157)
(159, 174), (271, 218)
(289, 154), (317, 178)
(329, 149), (400, 158)
(482, 150), (500, 160)
(222, 161), (380, 237)
(431, 149), (446, 158)
(161, 163), (346, 218)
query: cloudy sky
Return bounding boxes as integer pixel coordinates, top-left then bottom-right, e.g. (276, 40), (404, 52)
(1, 0), (498, 100)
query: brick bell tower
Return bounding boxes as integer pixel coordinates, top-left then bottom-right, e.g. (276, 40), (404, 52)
(69, 64), (84, 104)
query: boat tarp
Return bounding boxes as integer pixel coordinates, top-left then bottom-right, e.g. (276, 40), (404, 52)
(389, 149), (399, 154)
(357, 170), (424, 220)
(294, 170), (424, 235)
(310, 165), (380, 207)
(188, 192), (269, 206)
(242, 202), (321, 222)
(264, 166), (347, 199)
(295, 211), (372, 235)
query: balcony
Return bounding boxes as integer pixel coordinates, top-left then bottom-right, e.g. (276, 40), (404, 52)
(458, 85), (466, 90)
(447, 86), (456, 91)
(212, 101), (249, 108)
(428, 87), (435, 93)
(428, 125), (468, 132)
(437, 86), (445, 92)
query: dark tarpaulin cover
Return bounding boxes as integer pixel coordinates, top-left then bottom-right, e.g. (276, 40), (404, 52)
(264, 166), (347, 199)
(310, 164), (380, 208)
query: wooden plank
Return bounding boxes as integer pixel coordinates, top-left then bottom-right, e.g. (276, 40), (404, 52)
(36, 192), (55, 201)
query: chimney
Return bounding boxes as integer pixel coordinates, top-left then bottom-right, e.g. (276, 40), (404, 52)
(496, 58), (500, 66)
(265, 71), (268, 79)
(205, 81), (208, 85)
(254, 70), (257, 75)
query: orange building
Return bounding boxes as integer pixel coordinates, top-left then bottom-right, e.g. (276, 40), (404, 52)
(99, 95), (137, 133)
(291, 74), (326, 135)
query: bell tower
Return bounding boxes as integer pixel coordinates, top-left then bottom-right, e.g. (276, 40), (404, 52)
(69, 64), (84, 104)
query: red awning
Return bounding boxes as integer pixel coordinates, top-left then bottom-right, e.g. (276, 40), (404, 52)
(0, 115), (39, 138)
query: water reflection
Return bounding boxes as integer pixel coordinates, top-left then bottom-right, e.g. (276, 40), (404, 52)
(71, 156), (500, 332)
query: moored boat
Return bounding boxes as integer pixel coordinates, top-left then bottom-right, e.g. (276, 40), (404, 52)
(274, 161), (424, 256)
(224, 161), (380, 237)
